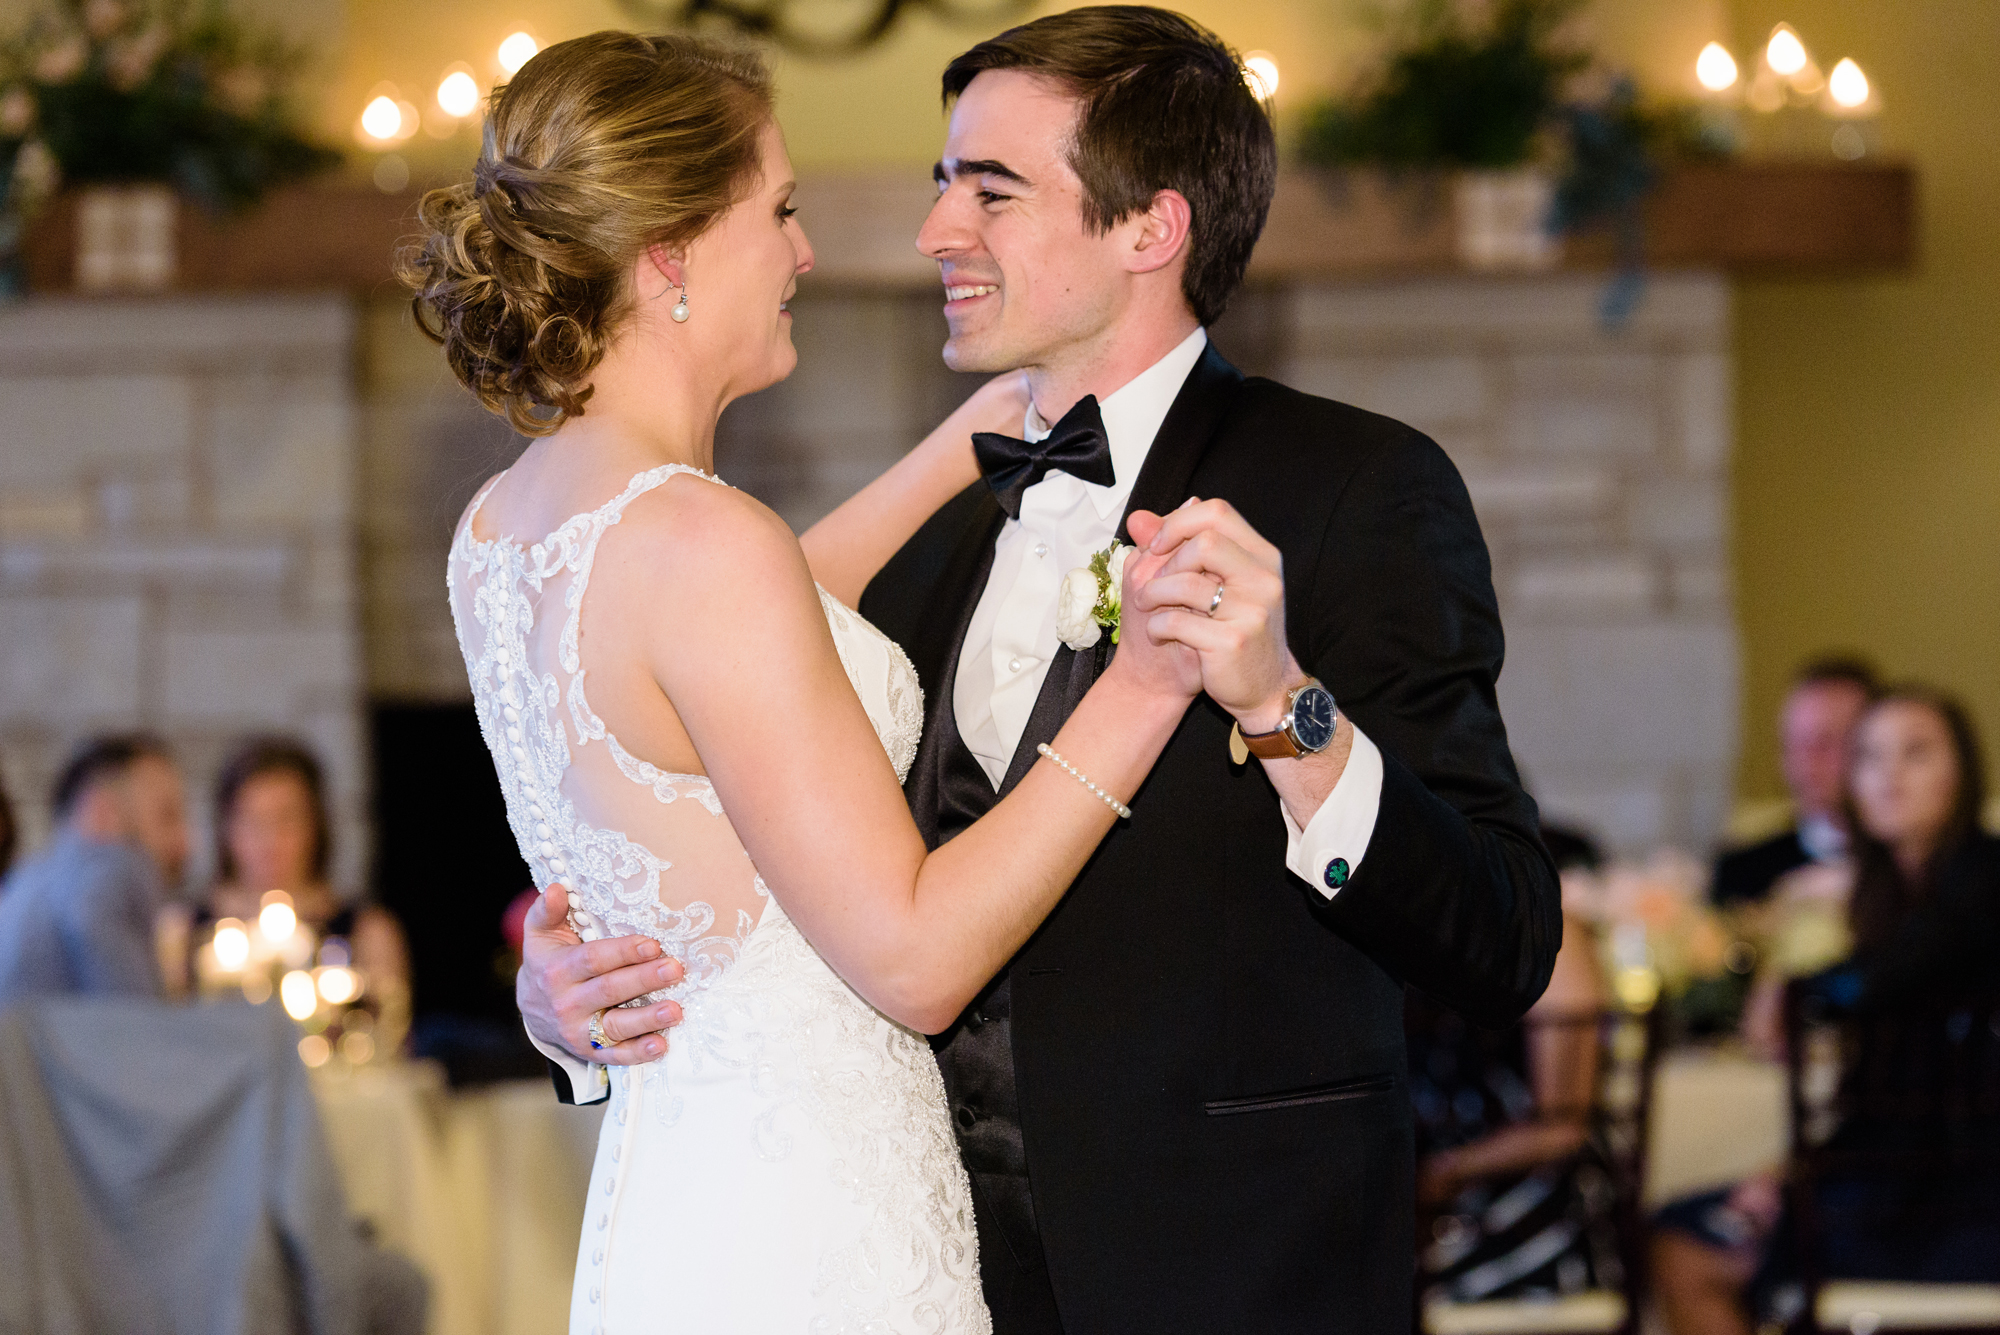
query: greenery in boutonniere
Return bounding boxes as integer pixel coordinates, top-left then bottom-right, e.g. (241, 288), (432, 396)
(0, 0), (338, 216)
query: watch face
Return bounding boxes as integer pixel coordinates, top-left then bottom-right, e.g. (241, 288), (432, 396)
(1290, 686), (1337, 753)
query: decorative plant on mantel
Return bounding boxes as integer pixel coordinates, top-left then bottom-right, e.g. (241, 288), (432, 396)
(1298, 0), (1730, 319)
(1300, 0), (1589, 174)
(0, 0), (338, 292)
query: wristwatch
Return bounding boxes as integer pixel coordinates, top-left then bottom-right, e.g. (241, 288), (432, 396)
(1231, 678), (1339, 761)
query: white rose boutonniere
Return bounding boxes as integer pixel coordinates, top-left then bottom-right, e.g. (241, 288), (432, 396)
(1055, 540), (1134, 651)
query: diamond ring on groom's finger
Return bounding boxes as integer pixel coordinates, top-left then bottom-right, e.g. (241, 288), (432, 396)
(1209, 582), (1225, 615)
(588, 1009), (611, 1051)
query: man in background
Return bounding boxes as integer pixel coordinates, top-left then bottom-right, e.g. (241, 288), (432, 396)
(1712, 657), (1879, 908)
(0, 734), (190, 1005)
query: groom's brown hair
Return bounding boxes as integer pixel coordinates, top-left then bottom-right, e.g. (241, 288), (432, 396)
(942, 6), (1277, 326)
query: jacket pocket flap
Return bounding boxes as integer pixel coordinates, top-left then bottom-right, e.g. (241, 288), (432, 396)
(1203, 1073), (1396, 1116)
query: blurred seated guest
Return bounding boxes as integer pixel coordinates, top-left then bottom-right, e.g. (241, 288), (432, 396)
(0, 735), (189, 1006)
(1712, 657), (1878, 910)
(1654, 685), (2000, 1335)
(204, 737), (409, 999)
(1411, 826), (1622, 1304)
(0, 756), (16, 878)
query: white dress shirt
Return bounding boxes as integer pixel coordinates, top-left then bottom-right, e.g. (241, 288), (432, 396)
(952, 326), (1382, 900)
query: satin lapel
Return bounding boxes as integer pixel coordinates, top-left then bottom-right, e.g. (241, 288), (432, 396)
(1115, 341), (1246, 543)
(904, 488), (1008, 848)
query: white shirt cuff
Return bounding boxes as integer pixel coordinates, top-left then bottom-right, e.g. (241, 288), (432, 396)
(1282, 725), (1384, 899)
(526, 1018), (610, 1104)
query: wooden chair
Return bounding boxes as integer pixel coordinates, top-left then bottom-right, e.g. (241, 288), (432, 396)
(1780, 983), (2000, 1335)
(1415, 1005), (1666, 1335)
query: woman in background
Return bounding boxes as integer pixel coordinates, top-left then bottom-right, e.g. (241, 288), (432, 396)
(1654, 685), (2000, 1335)
(205, 737), (410, 999)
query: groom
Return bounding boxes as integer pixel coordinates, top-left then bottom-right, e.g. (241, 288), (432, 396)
(518, 7), (1560, 1330)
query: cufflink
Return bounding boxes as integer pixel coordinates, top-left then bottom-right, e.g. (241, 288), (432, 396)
(1324, 858), (1350, 890)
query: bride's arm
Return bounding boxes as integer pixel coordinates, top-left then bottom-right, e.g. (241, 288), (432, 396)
(620, 478), (1193, 1034)
(799, 372), (1027, 606)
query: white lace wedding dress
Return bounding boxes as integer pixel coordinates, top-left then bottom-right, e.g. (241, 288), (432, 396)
(448, 464), (989, 1334)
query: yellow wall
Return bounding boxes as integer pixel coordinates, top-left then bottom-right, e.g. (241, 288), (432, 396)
(1728, 0), (2000, 807)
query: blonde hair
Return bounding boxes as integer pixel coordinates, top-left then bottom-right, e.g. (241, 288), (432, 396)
(398, 32), (773, 436)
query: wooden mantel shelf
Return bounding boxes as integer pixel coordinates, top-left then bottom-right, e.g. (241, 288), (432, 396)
(21, 161), (1913, 297)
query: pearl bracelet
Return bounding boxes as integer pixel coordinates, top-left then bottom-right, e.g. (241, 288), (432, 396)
(1036, 743), (1133, 819)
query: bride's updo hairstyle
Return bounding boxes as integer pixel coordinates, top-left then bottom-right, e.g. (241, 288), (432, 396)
(399, 32), (773, 436)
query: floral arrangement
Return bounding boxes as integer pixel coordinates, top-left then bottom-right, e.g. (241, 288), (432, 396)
(0, 0), (337, 215)
(1055, 540), (1132, 651)
(1563, 850), (1744, 1016)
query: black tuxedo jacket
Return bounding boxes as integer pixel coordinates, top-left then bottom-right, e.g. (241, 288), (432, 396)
(1711, 828), (1809, 909)
(859, 344), (1561, 1332)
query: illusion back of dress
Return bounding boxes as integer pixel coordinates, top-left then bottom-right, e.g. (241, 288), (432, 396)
(448, 465), (775, 1002)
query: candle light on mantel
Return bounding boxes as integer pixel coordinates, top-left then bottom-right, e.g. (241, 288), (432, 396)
(1696, 42), (1739, 94)
(1242, 52), (1280, 103)
(1824, 57), (1879, 160)
(498, 30), (539, 77)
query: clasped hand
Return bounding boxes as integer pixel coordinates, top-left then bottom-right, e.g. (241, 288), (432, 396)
(1122, 498), (1305, 731)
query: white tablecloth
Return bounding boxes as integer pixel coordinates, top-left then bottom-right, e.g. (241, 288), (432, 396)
(1644, 1046), (1789, 1207)
(312, 1063), (604, 1335)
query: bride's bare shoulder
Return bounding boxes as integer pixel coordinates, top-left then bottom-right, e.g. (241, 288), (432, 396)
(605, 471), (819, 616)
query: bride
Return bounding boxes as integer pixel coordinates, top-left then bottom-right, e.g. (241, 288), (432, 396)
(405, 31), (1199, 1334)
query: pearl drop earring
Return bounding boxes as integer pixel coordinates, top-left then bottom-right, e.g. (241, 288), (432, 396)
(670, 282), (690, 323)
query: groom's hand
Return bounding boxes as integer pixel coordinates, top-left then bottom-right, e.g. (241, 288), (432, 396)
(1128, 500), (1352, 825)
(1127, 500), (1298, 727)
(518, 884), (686, 1065)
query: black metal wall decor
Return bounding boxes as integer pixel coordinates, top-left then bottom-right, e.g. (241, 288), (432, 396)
(615, 0), (1032, 57)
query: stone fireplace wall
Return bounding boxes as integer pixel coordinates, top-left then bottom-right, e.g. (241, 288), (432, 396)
(0, 295), (367, 887)
(1276, 275), (1737, 854)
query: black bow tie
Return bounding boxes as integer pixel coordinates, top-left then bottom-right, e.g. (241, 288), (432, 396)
(972, 395), (1115, 520)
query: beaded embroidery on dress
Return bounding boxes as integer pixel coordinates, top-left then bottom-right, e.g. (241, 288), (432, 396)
(447, 465), (987, 1334)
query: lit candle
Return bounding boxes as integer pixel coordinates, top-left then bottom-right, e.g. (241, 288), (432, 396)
(1242, 52), (1280, 103)
(1827, 57), (1869, 110)
(437, 66), (481, 119)
(498, 31), (539, 76)
(1696, 42), (1738, 93)
(1765, 24), (1807, 77)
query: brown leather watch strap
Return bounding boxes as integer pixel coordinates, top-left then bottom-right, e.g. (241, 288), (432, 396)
(1230, 719), (1303, 761)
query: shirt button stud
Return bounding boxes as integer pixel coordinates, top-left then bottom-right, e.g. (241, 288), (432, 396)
(1034, 542), (1049, 558)
(1324, 858), (1351, 890)
(1008, 657), (1022, 673)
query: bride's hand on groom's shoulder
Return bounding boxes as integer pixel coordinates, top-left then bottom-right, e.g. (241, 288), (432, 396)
(517, 884), (689, 1065)
(1125, 500), (1299, 729)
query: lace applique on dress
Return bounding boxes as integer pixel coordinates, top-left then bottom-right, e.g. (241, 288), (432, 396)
(447, 464), (757, 1000)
